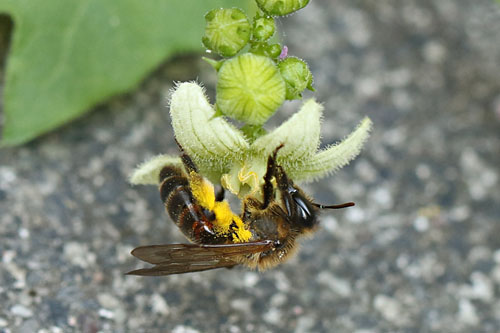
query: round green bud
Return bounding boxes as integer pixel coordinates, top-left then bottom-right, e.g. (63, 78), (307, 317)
(202, 8), (251, 57)
(216, 53), (286, 125)
(249, 42), (282, 59)
(252, 16), (275, 41)
(255, 0), (310, 16)
(278, 56), (314, 100)
(267, 43), (283, 58)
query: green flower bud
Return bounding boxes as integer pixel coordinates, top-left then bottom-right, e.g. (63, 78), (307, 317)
(252, 16), (275, 41)
(249, 42), (282, 59)
(202, 8), (251, 57)
(216, 53), (286, 125)
(255, 0), (310, 16)
(266, 43), (283, 58)
(278, 56), (314, 100)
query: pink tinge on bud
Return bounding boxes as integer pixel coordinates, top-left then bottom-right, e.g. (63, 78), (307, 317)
(279, 45), (288, 60)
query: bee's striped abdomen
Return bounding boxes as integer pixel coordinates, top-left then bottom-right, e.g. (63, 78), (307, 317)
(159, 165), (218, 244)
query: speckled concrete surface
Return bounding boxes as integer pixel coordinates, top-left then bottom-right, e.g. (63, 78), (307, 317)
(1, 0), (500, 332)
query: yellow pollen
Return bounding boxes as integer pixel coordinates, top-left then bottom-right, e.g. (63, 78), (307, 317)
(189, 171), (215, 209)
(189, 171), (251, 243)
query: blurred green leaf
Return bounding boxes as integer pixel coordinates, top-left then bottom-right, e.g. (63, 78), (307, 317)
(0, 0), (250, 146)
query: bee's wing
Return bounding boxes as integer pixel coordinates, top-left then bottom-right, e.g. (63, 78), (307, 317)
(127, 240), (274, 276)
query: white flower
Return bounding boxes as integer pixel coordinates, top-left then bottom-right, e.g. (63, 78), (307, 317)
(130, 82), (372, 198)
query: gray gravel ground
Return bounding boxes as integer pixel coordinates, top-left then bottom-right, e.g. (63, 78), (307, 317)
(1, 0), (500, 332)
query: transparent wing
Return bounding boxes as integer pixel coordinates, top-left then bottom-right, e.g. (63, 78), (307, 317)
(127, 240), (274, 276)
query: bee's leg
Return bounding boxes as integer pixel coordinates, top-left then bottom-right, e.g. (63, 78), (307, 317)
(191, 219), (218, 243)
(275, 165), (293, 194)
(174, 138), (199, 173)
(261, 158), (276, 209)
(215, 186), (225, 202)
(180, 153), (198, 173)
(261, 144), (284, 209)
(274, 165), (298, 218)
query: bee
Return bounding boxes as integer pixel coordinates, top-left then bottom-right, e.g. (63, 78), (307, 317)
(127, 143), (354, 276)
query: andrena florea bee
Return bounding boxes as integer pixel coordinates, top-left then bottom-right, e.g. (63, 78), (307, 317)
(127, 143), (354, 276)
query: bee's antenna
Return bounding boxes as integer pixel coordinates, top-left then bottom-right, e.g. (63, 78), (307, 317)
(313, 202), (355, 210)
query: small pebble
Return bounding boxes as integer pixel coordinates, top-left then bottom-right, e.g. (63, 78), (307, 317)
(11, 305), (33, 318)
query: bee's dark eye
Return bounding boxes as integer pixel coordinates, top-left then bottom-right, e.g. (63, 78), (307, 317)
(284, 186), (317, 229)
(293, 194), (316, 228)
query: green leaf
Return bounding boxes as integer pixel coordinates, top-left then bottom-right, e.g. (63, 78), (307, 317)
(0, 0), (250, 146)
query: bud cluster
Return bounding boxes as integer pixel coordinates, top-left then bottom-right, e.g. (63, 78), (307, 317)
(202, 0), (314, 126)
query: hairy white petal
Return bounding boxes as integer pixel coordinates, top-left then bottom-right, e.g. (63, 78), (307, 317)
(169, 82), (249, 170)
(288, 117), (373, 182)
(252, 98), (322, 161)
(129, 154), (182, 185)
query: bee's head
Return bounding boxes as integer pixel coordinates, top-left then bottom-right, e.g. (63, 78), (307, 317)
(284, 185), (355, 231)
(282, 186), (319, 231)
